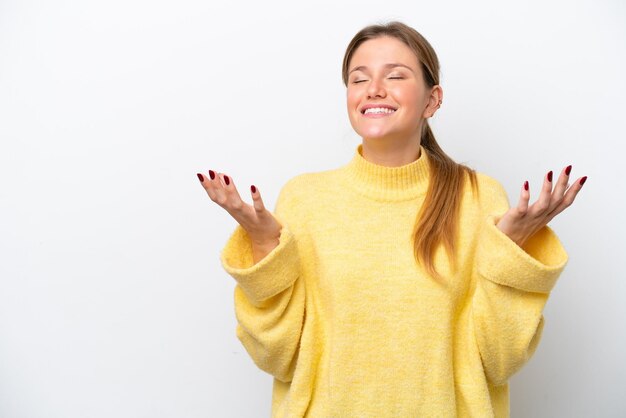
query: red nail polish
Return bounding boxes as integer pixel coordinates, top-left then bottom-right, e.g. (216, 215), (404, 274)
(547, 171), (553, 182)
(224, 175), (230, 185)
(524, 181), (529, 191)
(251, 185), (256, 193)
(579, 176), (587, 185)
(565, 165), (572, 176)
(209, 170), (216, 180)
(197, 173), (204, 182)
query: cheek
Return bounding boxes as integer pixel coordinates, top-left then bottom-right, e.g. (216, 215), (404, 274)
(394, 88), (423, 115)
(346, 89), (360, 108)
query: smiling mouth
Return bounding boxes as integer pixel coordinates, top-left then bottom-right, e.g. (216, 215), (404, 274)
(362, 107), (397, 117)
(361, 107), (397, 115)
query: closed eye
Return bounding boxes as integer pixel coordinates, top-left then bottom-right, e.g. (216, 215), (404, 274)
(352, 77), (403, 84)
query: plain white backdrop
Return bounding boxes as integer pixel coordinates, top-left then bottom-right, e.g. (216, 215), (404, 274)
(1, 0), (624, 416)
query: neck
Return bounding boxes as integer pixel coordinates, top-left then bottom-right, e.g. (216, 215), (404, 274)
(339, 142), (431, 202)
(361, 139), (422, 167)
(360, 129), (423, 167)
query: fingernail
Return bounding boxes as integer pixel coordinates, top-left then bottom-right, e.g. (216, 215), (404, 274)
(251, 185), (256, 193)
(209, 170), (216, 180)
(224, 175), (230, 186)
(197, 173), (204, 182)
(565, 165), (572, 176)
(579, 176), (587, 185)
(547, 171), (553, 182)
(524, 181), (529, 191)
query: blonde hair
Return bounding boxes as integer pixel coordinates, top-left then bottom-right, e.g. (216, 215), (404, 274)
(342, 21), (478, 282)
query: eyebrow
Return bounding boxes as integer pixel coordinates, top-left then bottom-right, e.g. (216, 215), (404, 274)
(348, 63), (415, 74)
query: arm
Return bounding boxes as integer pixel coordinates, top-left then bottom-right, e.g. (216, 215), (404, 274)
(219, 178), (305, 382)
(471, 178), (568, 386)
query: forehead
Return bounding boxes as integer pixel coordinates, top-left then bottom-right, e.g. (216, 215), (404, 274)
(350, 36), (419, 69)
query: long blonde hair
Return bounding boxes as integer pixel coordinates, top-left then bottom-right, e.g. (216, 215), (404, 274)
(342, 21), (478, 282)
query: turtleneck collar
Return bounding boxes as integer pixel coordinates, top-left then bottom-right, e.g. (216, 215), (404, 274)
(339, 143), (431, 202)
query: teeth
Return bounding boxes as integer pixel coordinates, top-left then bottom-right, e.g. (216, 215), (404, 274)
(364, 107), (395, 114)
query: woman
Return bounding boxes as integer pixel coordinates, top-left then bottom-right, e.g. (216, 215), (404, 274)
(197, 21), (586, 418)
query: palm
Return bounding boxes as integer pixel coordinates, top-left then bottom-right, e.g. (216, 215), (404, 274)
(496, 165), (587, 247)
(197, 170), (283, 245)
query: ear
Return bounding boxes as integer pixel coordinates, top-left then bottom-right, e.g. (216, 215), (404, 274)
(423, 85), (443, 118)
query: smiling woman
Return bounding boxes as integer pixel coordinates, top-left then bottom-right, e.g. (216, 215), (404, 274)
(204, 20), (586, 418)
(343, 32), (471, 281)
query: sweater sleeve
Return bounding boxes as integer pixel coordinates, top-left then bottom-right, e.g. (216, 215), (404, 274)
(219, 177), (305, 382)
(471, 177), (568, 386)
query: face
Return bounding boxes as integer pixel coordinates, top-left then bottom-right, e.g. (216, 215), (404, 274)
(346, 36), (437, 143)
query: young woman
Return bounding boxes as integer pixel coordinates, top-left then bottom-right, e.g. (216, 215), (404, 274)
(197, 21), (586, 418)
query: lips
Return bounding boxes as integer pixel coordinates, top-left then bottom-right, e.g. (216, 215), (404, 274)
(360, 103), (398, 114)
(362, 110), (395, 118)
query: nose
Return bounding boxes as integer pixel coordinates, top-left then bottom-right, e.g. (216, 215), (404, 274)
(367, 77), (386, 99)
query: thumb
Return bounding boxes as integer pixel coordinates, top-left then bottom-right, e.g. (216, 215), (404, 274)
(250, 185), (267, 213)
(517, 180), (530, 214)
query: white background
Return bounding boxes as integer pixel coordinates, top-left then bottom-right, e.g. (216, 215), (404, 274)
(1, 0), (624, 416)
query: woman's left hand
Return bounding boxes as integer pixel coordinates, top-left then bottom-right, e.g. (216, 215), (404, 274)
(496, 165), (587, 248)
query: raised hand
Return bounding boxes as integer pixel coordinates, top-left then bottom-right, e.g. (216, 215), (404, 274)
(197, 170), (283, 262)
(496, 165), (587, 248)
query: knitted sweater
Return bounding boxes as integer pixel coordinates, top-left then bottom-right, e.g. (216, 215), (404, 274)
(219, 143), (568, 417)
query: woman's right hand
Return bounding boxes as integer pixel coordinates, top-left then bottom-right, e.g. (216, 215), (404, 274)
(197, 170), (283, 259)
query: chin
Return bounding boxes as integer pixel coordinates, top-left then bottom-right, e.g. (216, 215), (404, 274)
(356, 127), (401, 140)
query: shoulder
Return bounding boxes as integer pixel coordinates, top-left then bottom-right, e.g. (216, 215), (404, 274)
(279, 168), (336, 197)
(275, 167), (340, 212)
(278, 172), (316, 199)
(467, 171), (510, 213)
(275, 170), (326, 207)
(274, 170), (335, 224)
(474, 172), (507, 197)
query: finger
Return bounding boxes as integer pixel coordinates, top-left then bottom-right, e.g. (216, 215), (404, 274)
(217, 172), (228, 188)
(198, 170), (219, 201)
(532, 170), (554, 216)
(197, 172), (209, 188)
(218, 173), (245, 210)
(548, 175), (587, 218)
(250, 184), (267, 213)
(517, 180), (530, 214)
(549, 165), (571, 211)
(203, 169), (225, 203)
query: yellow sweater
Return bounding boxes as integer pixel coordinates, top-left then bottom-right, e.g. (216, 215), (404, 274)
(220, 144), (568, 417)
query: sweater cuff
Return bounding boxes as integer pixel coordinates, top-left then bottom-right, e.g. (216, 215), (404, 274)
(476, 215), (569, 294)
(219, 222), (301, 303)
